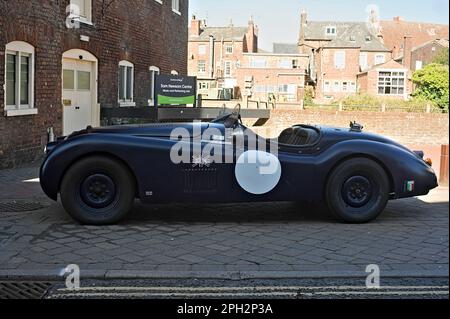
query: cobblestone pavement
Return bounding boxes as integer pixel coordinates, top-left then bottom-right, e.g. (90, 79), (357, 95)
(0, 165), (448, 279)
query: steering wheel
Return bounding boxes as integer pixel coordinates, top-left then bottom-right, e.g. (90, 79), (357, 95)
(211, 104), (242, 128)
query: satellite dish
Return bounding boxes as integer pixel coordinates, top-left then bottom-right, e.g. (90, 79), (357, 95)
(235, 150), (282, 195)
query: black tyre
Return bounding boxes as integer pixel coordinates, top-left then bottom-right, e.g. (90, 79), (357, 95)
(60, 156), (135, 225)
(325, 158), (390, 223)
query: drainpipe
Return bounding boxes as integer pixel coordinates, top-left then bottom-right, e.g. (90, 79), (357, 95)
(47, 127), (55, 143)
(209, 35), (215, 79)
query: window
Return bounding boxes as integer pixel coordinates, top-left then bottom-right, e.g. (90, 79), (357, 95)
(278, 59), (292, 69)
(292, 59), (299, 69)
(278, 84), (297, 102)
(249, 58), (267, 68)
(198, 82), (209, 90)
(378, 71), (406, 95)
(225, 44), (233, 54)
(342, 81), (348, 92)
(69, 0), (92, 23)
(224, 61), (232, 76)
(172, 0), (180, 14)
(149, 66), (160, 105)
(334, 51), (346, 69)
(359, 52), (368, 70)
(326, 26), (337, 36)
(4, 41), (36, 115)
(350, 82), (356, 93)
(333, 81), (340, 92)
(171, 70), (179, 75)
(198, 60), (206, 74)
(416, 60), (423, 70)
(198, 44), (206, 55)
(374, 54), (385, 65)
(118, 61), (134, 105)
(324, 81), (331, 93)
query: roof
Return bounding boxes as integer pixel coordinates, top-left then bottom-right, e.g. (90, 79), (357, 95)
(189, 26), (248, 42)
(380, 20), (449, 56)
(412, 38), (449, 52)
(358, 59), (408, 75)
(273, 43), (299, 54)
(302, 21), (390, 52)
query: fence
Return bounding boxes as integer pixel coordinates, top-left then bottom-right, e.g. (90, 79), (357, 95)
(304, 102), (445, 113)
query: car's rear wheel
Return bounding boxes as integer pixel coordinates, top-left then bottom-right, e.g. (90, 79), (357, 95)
(60, 156), (135, 225)
(326, 158), (390, 223)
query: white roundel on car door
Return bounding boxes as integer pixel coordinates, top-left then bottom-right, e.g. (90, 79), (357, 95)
(235, 150), (282, 195)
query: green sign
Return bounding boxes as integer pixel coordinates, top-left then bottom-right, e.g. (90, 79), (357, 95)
(154, 74), (197, 107)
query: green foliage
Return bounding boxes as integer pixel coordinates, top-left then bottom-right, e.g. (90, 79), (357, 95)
(412, 63), (449, 112)
(432, 48), (449, 65)
(303, 86), (315, 106)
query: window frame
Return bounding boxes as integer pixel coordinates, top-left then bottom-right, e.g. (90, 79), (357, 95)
(374, 54), (386, 66)
(197, 60), (207, 74)
(198, 44), (207, 56)
(326, 26), (337, 36)
(225, 43), (234, 55)
(334, 51), (346, 70)
(172, 0), (181, 15)
(224, 61), (232, 77)
(118, 60), (135, 106)
(69, 0), (93, 25)
(149, 65), (160, 106)
(377, 69), (407, 96)
(4, 41), (36, 116)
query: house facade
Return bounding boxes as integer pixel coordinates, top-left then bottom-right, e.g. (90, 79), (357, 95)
(409, 39), (449, 71)
(0, 0), (188, 169)
(188, 16), (307, 105)
(298, 11), (395, 102)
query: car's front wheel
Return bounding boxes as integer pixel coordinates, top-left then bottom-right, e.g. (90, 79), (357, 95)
(326, 158), (390, 223)
(60, 156), (135, 225)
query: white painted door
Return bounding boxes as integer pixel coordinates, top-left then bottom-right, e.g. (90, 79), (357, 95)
(62, 59), (94, 135)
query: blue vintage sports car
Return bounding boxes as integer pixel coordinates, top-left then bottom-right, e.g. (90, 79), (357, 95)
(40, 107), (438, 225)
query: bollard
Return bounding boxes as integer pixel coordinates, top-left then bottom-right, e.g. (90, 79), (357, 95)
(440, 144), (449, 187)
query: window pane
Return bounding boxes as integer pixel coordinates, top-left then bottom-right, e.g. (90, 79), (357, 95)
(118, 66), (125, 100)
(77, 71), (90, 90)
(6, 54), (16, 106)
(20, 56), (29, 105)
(63, 69), (75, 90)
(126, 66), (133, 100)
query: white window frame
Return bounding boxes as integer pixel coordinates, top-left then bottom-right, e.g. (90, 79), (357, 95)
(198, 44), (207, 55)
(4, 41), (37, 116)
(326, 26), (337, 36)
(278, 59), (292, 69)
(249, 58), (267, 68)
(172, 0), (180, 15)
(377, 69), (407, 96)
(118, 60), (135, 107)
(225, 44), (234, 55)
(198, 60), (206, 74)
(149, 65), (160, 106)
(224, 61), (232, 77)
(374, 54), (386, 66)
(69, 0), (93, 25)
(359, 52), (368, 70)
(334, 51), (346, 69)
(323, 81), (331, 93)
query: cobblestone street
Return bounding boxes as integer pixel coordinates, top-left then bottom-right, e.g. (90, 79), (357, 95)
(0, 165), (448, 280)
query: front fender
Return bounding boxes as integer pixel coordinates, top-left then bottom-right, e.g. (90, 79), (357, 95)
(314, 139), (437, 199)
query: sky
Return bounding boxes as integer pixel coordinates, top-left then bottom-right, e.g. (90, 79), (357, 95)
(189, 0), (450, 51)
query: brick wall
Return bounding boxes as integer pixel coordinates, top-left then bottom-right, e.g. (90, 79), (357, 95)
(0, 0), (188, 169)
(248, 109), (449, 146)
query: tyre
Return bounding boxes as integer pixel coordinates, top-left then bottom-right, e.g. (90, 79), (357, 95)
(60, 156), (136, 225)
(325, 158), (390, 223)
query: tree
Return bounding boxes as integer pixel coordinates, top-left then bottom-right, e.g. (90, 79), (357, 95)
(433, 48), (449, 65)
(412, 63), (449, 112)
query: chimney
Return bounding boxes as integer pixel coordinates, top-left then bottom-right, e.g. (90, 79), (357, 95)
(190, 15), (201, 36)
(245, 16), (258, 53)
(299, 9), (307, 53)
(403, 36), (413, 70)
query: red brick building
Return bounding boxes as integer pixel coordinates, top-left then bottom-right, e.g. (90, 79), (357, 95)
(298, 11), (394, 102)
(0, 0), (188, 169)
(188, 16), (308, 105)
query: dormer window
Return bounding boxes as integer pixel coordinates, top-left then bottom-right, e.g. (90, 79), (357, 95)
(350, 35), (356, 42)
(326, 26), (337, 36)
(365, 35), (372, 42)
